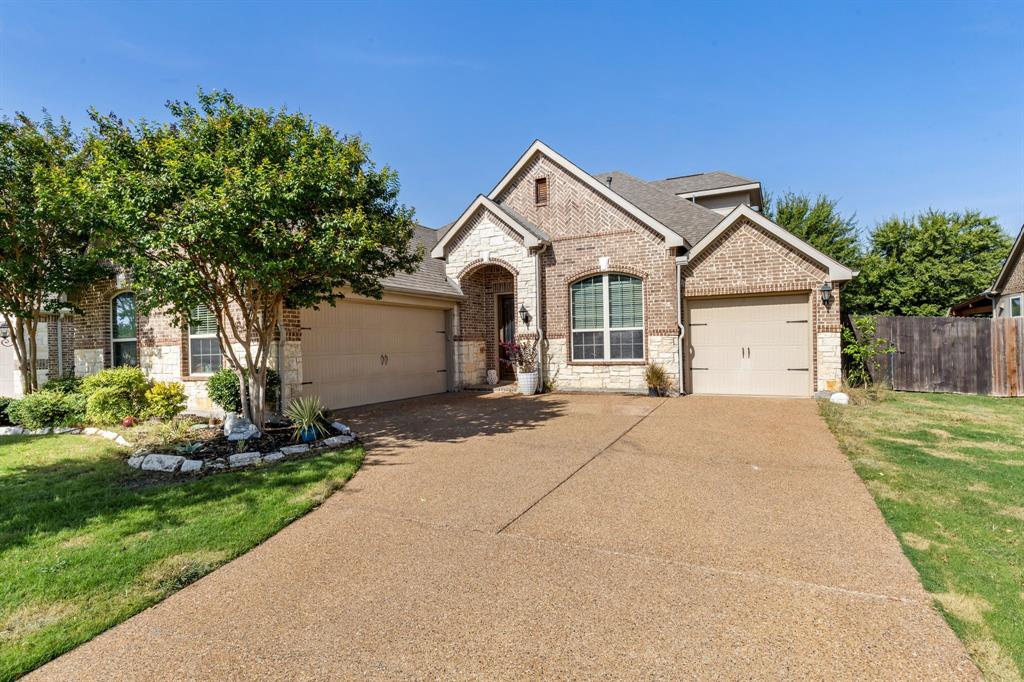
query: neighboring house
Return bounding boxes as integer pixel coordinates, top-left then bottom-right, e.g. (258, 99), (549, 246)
(989, 224), (1024, 319)
(0, 316), (62, 397)
(949, 294), (993, 318)
(10, 140), (855, 409)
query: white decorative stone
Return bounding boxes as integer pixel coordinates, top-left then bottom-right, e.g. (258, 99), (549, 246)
(0, 426), (24, 436)
(141, 454), (185, 472)
(224, 413), (261, 441)
(53, 427), (76, 434)
(114, 436), (132, 447)
(322, 434), (355, 448)
(180, 459), (204, 474)
(98, 430), (119, 441)
(280, 444), (309, 455)
(127, 455), (146, 469)
(331, 421), (351, 435)
(829, 392), (850, 405)
(229, 451), (261, 467)
(83, 427), (98, 435)
(29, 427), (52, 435)
(263, 451), (285, 463)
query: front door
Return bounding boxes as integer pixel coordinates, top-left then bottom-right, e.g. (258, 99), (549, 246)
(498, 294), (516, 380)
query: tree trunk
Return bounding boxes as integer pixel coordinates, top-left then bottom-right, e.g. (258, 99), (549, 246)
(6, 315), (36, 395)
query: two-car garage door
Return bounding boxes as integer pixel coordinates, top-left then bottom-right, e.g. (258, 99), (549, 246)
(301, 301), (448, 410)
(688, 294), (811, 397)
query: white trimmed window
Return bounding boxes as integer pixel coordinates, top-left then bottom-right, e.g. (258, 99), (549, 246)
(189, 304), (222, 375)
(570, 274), (644, 361)
(1011, 294), (1022, 318)
(111, 292), (138, 367)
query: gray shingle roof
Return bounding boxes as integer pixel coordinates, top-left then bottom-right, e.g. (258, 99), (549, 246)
(383, 224), (463, 298)
(594, 171), (723, 246)
(496, 202), (550, 243)
(649, 171), (757, 196)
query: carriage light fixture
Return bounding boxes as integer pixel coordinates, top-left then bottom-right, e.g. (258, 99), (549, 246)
(820, 282), (833, 307)
(519, 304), (531, 327)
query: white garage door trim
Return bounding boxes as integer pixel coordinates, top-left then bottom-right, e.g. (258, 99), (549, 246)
(300, 300), (450, 410)
(687, 294), (811, 397)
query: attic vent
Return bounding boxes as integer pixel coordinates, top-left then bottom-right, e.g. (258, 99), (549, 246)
(534, 177), (548, 206)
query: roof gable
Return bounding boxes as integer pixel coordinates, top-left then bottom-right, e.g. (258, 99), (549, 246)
(486, 140), (686, 248)
(688, 205), (856, 281)
(430, 195), (548, 258)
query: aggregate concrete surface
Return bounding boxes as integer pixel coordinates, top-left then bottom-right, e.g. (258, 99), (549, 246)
(32, 393), (978, 680)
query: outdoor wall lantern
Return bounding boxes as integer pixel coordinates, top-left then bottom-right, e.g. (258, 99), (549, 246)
(820, 281), (833, 307)
(519, 304), (531, 327)
(0, 321), (11, 347)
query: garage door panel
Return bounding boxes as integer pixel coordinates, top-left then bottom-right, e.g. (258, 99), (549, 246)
(301, 301), (448, 410)
(689, 295), (810, 397)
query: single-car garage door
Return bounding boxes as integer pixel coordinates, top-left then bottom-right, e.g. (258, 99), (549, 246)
(688, 294), (811, 397)
(301, 301), (448, 410)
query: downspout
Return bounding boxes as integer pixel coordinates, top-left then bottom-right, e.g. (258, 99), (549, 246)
(675, 254), (688, 396)
(276, 302), (286, 416)
(535, 243), (548, 391)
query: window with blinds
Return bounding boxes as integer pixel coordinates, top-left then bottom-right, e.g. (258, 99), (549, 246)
(570, 274), (644, 361)
(534, 177), (549, 206)
(189, 304), (222, 374)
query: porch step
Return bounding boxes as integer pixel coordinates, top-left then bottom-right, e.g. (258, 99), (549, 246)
(463, 381), (518, 394)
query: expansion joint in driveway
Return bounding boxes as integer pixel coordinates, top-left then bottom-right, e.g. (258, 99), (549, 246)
(495, 398), (668, 535)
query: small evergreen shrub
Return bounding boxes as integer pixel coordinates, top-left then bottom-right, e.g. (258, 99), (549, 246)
(206, 367), (280, 413)
(144, 381), (188, 421)
(81, 367), (149, 420)
(40, 376), (84, 395)
(6, 391), (86, 429)
(86, 387), (136, 425)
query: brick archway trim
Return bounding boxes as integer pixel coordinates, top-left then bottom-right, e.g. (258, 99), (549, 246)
(457, 258), (520, 281)
(562, 264), (649, 286)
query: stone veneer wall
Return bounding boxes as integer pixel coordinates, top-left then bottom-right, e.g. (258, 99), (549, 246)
(683, 219), (843, 391)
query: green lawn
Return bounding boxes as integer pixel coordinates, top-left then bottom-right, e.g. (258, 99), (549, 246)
(821, 391), (1024, 681)
(0, 435), (363, 681)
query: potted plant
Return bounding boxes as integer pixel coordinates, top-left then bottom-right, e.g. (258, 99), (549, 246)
(285, 395), (329, 442)
(500, 338), (540, 395)
(644, 363), (670, 397)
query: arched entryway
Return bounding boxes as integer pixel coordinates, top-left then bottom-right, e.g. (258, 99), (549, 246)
(458, 262), (517, 383)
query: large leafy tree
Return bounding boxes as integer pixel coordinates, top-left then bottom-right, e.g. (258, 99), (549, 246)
(844, 210), (1011, 317)
(88, 91), (421, 426)
(0, 114), (108, 394)
(764, 191), (862, 267)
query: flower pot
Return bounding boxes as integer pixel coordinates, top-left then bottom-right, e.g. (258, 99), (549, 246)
(300, 426), (318, 443)
(517, 371), (539, 395)
(648, 387), (660, 397)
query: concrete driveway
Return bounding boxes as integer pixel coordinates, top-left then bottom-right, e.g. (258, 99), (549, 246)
(34, 393), (977, 680)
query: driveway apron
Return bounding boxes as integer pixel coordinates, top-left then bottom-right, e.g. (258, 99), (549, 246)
(32, 393), (978, 680)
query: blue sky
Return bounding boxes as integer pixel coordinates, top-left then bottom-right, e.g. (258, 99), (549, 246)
(1, 0), (1022, 237)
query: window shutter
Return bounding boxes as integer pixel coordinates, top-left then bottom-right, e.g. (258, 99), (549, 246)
(534, 177), (548, 205)
(190, 304), (218, 335)
(609, 275), (642, 328)
(571, 276), (604, 329)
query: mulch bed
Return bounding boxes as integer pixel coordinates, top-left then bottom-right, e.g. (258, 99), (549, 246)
(177, 425), (300, 460)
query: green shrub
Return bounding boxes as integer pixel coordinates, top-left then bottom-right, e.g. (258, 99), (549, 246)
(41, 376), (84, 395)
(0, 397), (14, 426)
(145, 381), (188, 421)
(86, 387), (136, 425)
(6, 391), (86, 429)
(206, 367), (280, 413)
(81, 367), (149, 420)
(842, 316), (896, 388)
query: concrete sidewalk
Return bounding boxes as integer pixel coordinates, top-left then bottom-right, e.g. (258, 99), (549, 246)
(32, 393), (977, 680)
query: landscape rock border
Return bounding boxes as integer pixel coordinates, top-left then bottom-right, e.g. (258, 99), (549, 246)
(0, 420), (358, 477)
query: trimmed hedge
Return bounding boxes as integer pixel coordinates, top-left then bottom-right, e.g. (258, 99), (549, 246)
(6, 392), (87, 429)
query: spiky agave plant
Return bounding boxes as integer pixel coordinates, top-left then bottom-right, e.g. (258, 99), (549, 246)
(285, 395), (330, 442)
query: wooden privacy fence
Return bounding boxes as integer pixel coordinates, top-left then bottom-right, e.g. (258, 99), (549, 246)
(868, 316), (1022, 397)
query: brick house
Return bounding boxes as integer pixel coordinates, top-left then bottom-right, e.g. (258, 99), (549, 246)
(2, 140), (855, 408)
(990, 224), (1023, 319)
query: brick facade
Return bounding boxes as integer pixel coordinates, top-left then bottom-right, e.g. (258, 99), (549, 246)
(441, 151), (846, 395)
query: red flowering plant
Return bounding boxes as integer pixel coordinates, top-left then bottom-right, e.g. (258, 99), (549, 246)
(499, 337), (539, 373)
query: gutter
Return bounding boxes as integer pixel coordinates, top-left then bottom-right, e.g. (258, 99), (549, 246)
(675, 254), (688, 396)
